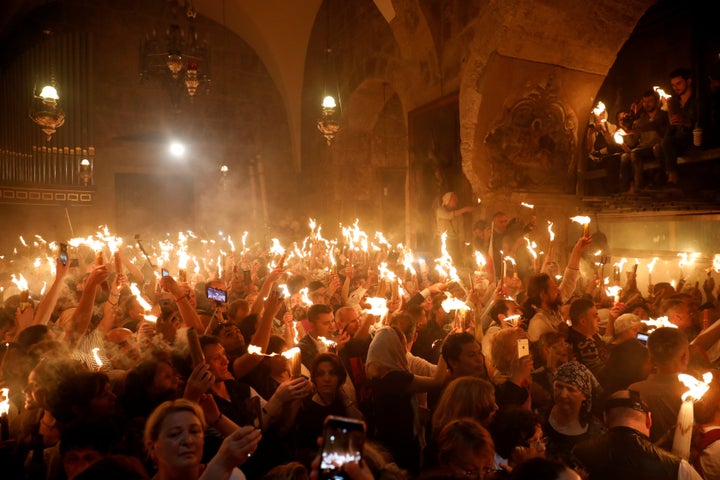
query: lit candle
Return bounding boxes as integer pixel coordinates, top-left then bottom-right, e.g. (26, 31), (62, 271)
(282, 347), (302, 377)
(0, 387), (9, 441)
(672, 372), (713, 460)
(570, 215), (591, 237)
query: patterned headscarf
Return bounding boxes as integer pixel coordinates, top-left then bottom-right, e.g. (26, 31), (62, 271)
(555, 361), (599, 413)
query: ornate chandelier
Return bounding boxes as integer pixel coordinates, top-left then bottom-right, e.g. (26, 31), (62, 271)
(139, 0), (210, 110)
(29, 80), (65, 141)
(317, 95), (340, 145)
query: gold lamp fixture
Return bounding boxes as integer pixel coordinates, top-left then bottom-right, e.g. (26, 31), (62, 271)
(29, 80), (65, 141)
(317, 94), (340, 145)
(140, 0), (210, 110)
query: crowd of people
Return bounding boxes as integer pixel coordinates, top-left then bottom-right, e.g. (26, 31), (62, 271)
(586, 66), (720, 194)
(0, 214), (720, 480)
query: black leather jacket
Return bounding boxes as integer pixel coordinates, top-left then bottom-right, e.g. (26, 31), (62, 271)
(572, 426), (680, 480)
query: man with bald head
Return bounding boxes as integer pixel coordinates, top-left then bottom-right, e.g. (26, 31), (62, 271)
(573, 390), (702, 480)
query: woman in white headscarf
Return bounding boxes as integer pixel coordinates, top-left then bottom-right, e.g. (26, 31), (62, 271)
(365, 326), (447, 476)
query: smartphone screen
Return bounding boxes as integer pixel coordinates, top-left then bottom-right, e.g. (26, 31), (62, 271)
(517, 338), (530, 359)
(320, 416), (366, 480)
(59, 243), (69, 266)
(161, 268), (170, 277)
(206, 286), (227, 303)
(636, 332), (649, 345)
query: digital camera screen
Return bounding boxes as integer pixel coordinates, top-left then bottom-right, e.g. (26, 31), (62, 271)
(320, 420), (364, 478)
(207, 287), (227, 303)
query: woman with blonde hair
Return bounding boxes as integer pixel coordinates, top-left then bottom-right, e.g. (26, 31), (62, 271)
(425, 377), (497, 468)
(144, 399), (261, 480)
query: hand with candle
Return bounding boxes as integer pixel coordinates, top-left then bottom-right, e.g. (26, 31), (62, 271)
(183, 363), (215, 402)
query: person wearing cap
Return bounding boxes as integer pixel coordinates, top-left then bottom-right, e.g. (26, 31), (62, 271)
(610, 313), (645, 347)
(572, 390), (703, 480)
(543, 361), (604, 466)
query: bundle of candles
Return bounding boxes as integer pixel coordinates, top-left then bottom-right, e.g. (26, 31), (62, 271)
(3, 215), (720, 314)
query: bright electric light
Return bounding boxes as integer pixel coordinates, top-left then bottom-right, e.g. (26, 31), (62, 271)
(169, 142), (186, 157)
(39, 85), (59, 100)
(80, 158), (90, 166)
(322, 95), (336, 109)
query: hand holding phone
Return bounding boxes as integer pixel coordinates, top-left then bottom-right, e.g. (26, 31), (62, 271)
(319, 416), (366, 480)
(59, 243), (69, 266)
(207, 286), (227, 303)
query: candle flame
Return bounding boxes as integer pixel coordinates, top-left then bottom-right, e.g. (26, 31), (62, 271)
(130, 283), (153, 312)
(547, 221), (555, 242)
(299, 287), (313, 306)
(570, 215), (591, 226)
(11, 273), (29, 292)
(677, 252), (689, 268)
(364, 297), (388, 316)
(281, 347), (301, 360)
(504, 314), (521, 327)
(592, 101), (606, 117)
(0, 388), (9, 416)
(605, 285), (622, 301)
(441, 293), (470, 313)
(318, 336), (337, 348)
(92, 347), (103, 368)
(270, 238), (285, 256)
(613, 129), (626, 144)
(648, 257), (659, 274)
(653, 86), (671, 100)
(474, 251), (486, 268)
(642, 316), (678, 332)
(278, 284), (291, 298)
(524, 237), (538, 259)
(143, 314), (157, 323)
(521, 202), (534, 209)
(678, 372), (713, 402)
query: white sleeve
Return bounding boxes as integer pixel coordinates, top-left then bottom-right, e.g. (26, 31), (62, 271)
(700, 439), (720, 480)
(678, 459), (704, 480)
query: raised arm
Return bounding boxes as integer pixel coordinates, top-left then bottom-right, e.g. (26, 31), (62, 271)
(249, 266), (283, 316)
(233, 290), (283, 379)
(33, 257), (70, 326)
(160, 275), (204, 332)
(96, 273), (127, 335)
(559, 235), (592, 302)
(119, 249), (144, 284)
(63, 264), (109, 347)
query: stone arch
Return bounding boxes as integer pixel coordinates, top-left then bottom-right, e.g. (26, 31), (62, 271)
(332, 78), (408, 240)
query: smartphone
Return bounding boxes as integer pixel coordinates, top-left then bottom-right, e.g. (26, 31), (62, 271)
(636, 332), (649, 346)
(59, 243), (69, 266)
(187, 327), (205, 367)
(161, 268), (170, 277)
(206, 286), (227, 303)
(319, 416), (366, 480)
(517, 338), (530, 359)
